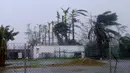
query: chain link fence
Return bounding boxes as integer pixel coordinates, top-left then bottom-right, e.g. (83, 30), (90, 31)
(0, 43), (130, 73)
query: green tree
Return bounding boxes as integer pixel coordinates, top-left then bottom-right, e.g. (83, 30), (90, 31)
(0, 25), (18, 66)
(88, 11), (121, 58)
(119, 36), (130, 58)
(54, 8), (87, 45)
(53, 22), (70, 45)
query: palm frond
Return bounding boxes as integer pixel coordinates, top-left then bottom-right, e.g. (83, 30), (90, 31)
(12, 32), (19, 36)
(9, 29), (14, 33)
(76, 11), (87, 16)
(61, 7), (70, 14)
(57, 11), (60, 18)
(105, 28), (121, 37)
(106, 22), (121, 26)
(103, 11), (111, 15)
(88, 26), (94, 39)
(118, 25), (127, 30)
(77, 9), (88, 13)
(66, 7), (70, 13)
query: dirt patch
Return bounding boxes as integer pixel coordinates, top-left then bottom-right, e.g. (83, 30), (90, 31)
(48, 58), (105, 66)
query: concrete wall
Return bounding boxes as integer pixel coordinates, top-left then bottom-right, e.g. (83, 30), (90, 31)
(33, 45), (85, 59)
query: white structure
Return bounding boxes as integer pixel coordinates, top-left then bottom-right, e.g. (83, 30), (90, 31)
(33, 45), (85, 59)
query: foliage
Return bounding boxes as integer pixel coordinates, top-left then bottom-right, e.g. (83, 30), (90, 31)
(88, 11), (121, 58)
(119, 36), (130, 58)
(54, 8), (87, 45)
(0, 25), (19, 42)
(53, 22), (70, 45)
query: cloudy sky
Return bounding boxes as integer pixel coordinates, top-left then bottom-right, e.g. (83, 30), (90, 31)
(0, 0), (130, 43)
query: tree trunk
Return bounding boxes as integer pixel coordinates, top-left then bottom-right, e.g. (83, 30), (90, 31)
(48, 23), (50, 45)
(72, 22), (75, 41)
(97, 40), (103, 59)
(52, 22), (54, 45)
(65, 34), (68, 45)
(0, 42), (6, 67)
(45, 31), (47, 45)
(0, 52), (5, 67)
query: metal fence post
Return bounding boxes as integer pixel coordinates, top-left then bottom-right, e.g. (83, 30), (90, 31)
(24, 44), (27, 73)
(109, 43), (112, 73)
(59, 48), (61, 58)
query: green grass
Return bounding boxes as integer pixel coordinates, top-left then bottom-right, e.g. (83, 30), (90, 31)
(6, 58), (73, 67)
(6, 58), (105, 68)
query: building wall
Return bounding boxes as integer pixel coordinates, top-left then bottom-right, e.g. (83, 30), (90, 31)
(33, 45), (85, 59)
(7, 49), (31, 59)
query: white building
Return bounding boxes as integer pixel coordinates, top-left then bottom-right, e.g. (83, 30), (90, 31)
(33, 45), (85, 59)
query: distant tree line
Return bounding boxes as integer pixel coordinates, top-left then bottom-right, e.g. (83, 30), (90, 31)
(25, 8), (129, 59)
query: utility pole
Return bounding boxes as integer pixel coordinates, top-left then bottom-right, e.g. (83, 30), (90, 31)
(59, 48), (61, 58)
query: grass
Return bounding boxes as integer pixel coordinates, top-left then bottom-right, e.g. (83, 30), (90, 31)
(6, 66), (41, 69)
(6, 58), (73, 68)
(6, 58), (105, 69)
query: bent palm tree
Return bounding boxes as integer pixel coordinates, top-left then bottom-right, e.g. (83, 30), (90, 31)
(0, 25), (18, 66)
(70, 9), (87, 42)
(88, 11), (121, 58)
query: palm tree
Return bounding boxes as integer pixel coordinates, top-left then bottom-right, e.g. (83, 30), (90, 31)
(61, 7), (70, 24)
(88, 11), (121, 58)
(57, 11), (60, 23)
(51, 21), (54, 45)
(41, 25), (47, 45)
(38, 24), (42, 44)
(0, 25), (18, 66)
(54, 8), (70, 45)
(48, 22), (51, 45)
(70, 9), (87, 43)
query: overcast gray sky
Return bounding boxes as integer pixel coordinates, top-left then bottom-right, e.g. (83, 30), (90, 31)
(0, 0), (130, 43)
